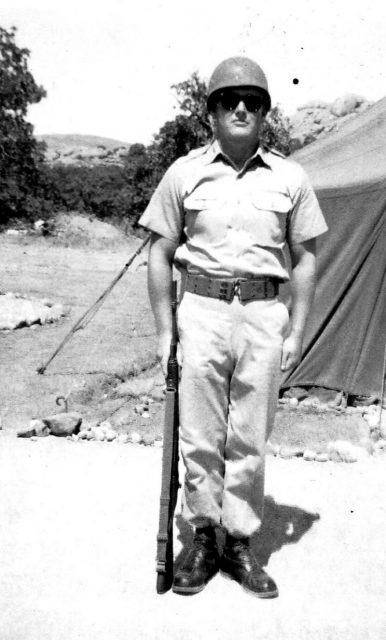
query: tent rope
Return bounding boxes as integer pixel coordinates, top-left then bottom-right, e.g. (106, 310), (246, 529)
(36, 234), (150, 376)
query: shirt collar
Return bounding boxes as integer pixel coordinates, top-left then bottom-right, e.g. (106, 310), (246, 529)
(202, 139), (272, 169)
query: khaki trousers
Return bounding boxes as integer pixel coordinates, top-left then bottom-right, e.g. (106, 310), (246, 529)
(178, 291), (289, 538)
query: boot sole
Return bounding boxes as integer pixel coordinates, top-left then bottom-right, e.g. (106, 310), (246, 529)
(172, 583), (206, 595)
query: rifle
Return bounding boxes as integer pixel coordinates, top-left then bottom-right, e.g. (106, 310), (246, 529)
(156, 280), (180, 594)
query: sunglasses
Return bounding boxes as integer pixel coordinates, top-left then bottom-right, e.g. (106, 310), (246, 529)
(218, 91), (264, 113)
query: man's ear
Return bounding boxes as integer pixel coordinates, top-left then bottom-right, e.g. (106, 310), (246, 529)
(208, 112), (217, 136)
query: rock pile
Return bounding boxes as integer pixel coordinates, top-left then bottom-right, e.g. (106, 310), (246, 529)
(289, 93), (372, 149)
(0, 292), (66, 330)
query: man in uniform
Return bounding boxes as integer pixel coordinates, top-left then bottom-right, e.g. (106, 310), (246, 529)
(139, 56), (327, 598)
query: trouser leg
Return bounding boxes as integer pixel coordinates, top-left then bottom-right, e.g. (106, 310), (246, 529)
(222, 299), (288, 537)
(178, 292), (288, 537)
(178, 292), (232, 529)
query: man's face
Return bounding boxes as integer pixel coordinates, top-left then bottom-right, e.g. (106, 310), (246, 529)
(211, 87), (266, 146)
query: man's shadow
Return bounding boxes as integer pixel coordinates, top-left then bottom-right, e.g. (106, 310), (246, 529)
(175, 495), (320, 567)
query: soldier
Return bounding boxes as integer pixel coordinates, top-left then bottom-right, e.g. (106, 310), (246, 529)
(140, 56), (327, 598)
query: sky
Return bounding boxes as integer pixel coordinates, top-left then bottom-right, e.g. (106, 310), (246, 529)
(1, 0), (385, 144)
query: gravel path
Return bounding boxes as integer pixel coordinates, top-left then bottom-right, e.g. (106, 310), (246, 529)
(0, 432), (385, 640)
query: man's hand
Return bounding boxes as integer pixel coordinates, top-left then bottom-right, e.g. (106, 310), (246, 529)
(281, 334), (303, 372)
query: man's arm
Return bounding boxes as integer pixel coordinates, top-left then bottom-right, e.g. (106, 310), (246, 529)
(281, 238), (316, 372)
(148, 232), (179, 375)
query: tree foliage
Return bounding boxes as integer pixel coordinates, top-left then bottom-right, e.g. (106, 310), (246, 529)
(0, 26), (49, 224)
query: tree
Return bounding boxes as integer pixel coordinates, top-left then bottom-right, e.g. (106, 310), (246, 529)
(171, 72), (212, 141)
(169, 72), (293, 158)
(260, 105), (292, 156)
(0, 26), (47, 224)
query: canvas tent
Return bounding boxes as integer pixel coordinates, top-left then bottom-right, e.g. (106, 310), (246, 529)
(282, 97), (386, 399)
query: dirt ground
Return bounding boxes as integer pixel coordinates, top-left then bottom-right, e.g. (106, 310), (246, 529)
(1, 229), (385, 639)
(0, 232), (157, 434)
(0, 432), (385, 640)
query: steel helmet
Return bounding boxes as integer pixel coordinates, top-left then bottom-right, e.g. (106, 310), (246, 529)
(207, 56), (271, 112)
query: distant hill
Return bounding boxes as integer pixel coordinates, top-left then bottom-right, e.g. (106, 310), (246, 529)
(38, 94), (373, 166)
(37, 134), (131, 166)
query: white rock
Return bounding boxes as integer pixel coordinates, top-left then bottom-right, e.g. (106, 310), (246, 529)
(303, 449), (316, 461)
(129, 432), (141, 444)
(78, 429), (91, 440)
(104, 430), (117, 442)
(288, 397), (298, 408)
(331, 94), (363, 117)
(117, 434), (129, 444)
(90, 427), (105, 441)
(366, 413), (380, 429)
(327, 440), (361, 463)
(99, 420), (113, 434)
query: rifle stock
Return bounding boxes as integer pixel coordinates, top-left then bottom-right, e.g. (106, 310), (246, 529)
(156, 280), (179, 594)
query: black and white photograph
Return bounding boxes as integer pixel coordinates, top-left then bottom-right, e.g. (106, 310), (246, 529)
(0, 1), (385, 638)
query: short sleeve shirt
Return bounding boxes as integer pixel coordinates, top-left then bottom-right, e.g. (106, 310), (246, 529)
(139, 140), (328, 281)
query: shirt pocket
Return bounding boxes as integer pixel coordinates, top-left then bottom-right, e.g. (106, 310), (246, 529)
(183, 193), (229, 242)
(249, 191), (292, 247)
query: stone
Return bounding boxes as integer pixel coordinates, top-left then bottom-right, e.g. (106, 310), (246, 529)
(99, 420), (113, 434)
(104, 430), (117, 442)
(151, 388), (165, 402)
(117, 434), (129, 444)
(288, 397), (298, 409)
(303, 450), (316, 461)
(279, 446), (304, 459)
(142, 434), (154, 446)
(43, 412), (82, 436)
(129, 432), (141, 444)
(30, 419), (50, 437)
(315, 453), (329, 462)
(78, 429), (91, 440)
(327, 440), (361, 463)
(92, 427), (105, 441)
(365, 412), (380, 430)
(330, 94), (363, 117)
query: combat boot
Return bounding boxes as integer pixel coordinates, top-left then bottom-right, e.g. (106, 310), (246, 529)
(220, 534), (278, 598)
(172, 526), (219, 595)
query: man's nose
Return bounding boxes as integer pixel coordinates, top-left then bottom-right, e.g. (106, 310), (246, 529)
(234, 100), (247, 116)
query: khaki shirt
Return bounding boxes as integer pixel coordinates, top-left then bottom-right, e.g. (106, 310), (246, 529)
(139, 140), (327, 280)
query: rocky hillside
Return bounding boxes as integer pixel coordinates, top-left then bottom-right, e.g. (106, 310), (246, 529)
(37, 134), (131, 166)
(38, 94), (373, 166)
(289, 93), (373, 149)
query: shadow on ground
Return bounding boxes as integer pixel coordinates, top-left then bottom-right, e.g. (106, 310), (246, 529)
(175, 496), (320, 567)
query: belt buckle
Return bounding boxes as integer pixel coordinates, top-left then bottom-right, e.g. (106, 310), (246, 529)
(219, 281), (234, 301)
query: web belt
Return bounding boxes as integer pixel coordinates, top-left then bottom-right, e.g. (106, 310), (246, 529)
(185, 274), (280, 302)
